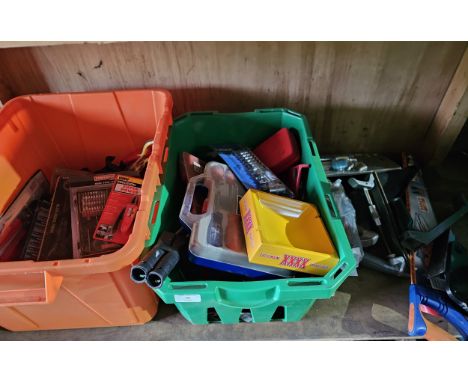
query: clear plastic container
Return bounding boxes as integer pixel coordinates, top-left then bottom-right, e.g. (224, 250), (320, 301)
(179, 162), (293, 278)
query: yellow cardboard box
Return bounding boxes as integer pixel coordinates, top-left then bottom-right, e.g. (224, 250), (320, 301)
(239, 189), (339, 275)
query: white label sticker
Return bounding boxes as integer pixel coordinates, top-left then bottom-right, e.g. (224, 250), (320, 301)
(174, 294), (201, 303)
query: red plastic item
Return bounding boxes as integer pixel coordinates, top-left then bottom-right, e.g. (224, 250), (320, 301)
(119, 203), (139, 234)
(179, 152), (205, 184)
(0, 218), (23, 250)
(253, 128), (300, 174)
(285, 164), (310, 198)
(0, 221), (26, 262)
(94, 175), (143, 245)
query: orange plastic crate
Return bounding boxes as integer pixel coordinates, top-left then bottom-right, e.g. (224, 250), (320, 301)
(0, 89), (172, 331)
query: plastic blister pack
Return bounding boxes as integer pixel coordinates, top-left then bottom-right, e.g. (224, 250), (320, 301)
(217, 146), (294, 198)
(330, 179), (363, 275)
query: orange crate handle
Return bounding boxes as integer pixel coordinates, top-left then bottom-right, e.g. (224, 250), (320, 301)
(0, 271), (63, 307)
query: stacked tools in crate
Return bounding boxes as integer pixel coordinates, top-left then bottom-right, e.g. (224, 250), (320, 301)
(0, 151), (151, 264)
(132, 110), (356, 324)
(133, 128), (339, 284)
(0, 89), (171, 332)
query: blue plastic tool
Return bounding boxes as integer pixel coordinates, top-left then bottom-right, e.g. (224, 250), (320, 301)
(408, 254), (468, 340)
(409, 284), (468, 340)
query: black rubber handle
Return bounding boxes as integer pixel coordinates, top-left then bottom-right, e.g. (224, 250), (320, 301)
(146, 251), (181, 289)
(130, 247), (166, 283)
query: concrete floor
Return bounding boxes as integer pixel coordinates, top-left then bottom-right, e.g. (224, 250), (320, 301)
(1, 153), (466, 340)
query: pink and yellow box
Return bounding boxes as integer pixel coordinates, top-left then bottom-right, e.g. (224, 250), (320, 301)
(239, 189), (339, 276)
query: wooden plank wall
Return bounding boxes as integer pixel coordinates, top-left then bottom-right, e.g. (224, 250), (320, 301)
(0, 41), (466, 155)
(422, 47), (468, 162)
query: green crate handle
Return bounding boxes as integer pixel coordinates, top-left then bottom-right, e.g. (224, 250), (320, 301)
(148, 197), (159, 228)
(253, 108), (302, 117)
(254, 108), (287, 113)
(174, 111), (218, 122)
(145, 187), (162, 247)
(324, 194), (339, 219)
(214, 285), (279, 308)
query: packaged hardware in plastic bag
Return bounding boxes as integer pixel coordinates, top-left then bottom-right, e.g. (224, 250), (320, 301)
(331, 179), (364, 276)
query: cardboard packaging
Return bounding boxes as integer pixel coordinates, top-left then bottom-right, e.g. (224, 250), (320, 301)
(239, 189), (339, 275)
(94, 175), (143, 245)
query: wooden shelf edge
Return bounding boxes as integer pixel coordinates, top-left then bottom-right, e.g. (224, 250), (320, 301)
(0, 41), (116, 49)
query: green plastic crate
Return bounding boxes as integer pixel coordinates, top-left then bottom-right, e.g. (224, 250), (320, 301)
(146, 109), (356, 324)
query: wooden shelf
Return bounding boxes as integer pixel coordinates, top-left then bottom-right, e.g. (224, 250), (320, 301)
(0, 268), (451, 340)
(0, 41), (111, 49)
